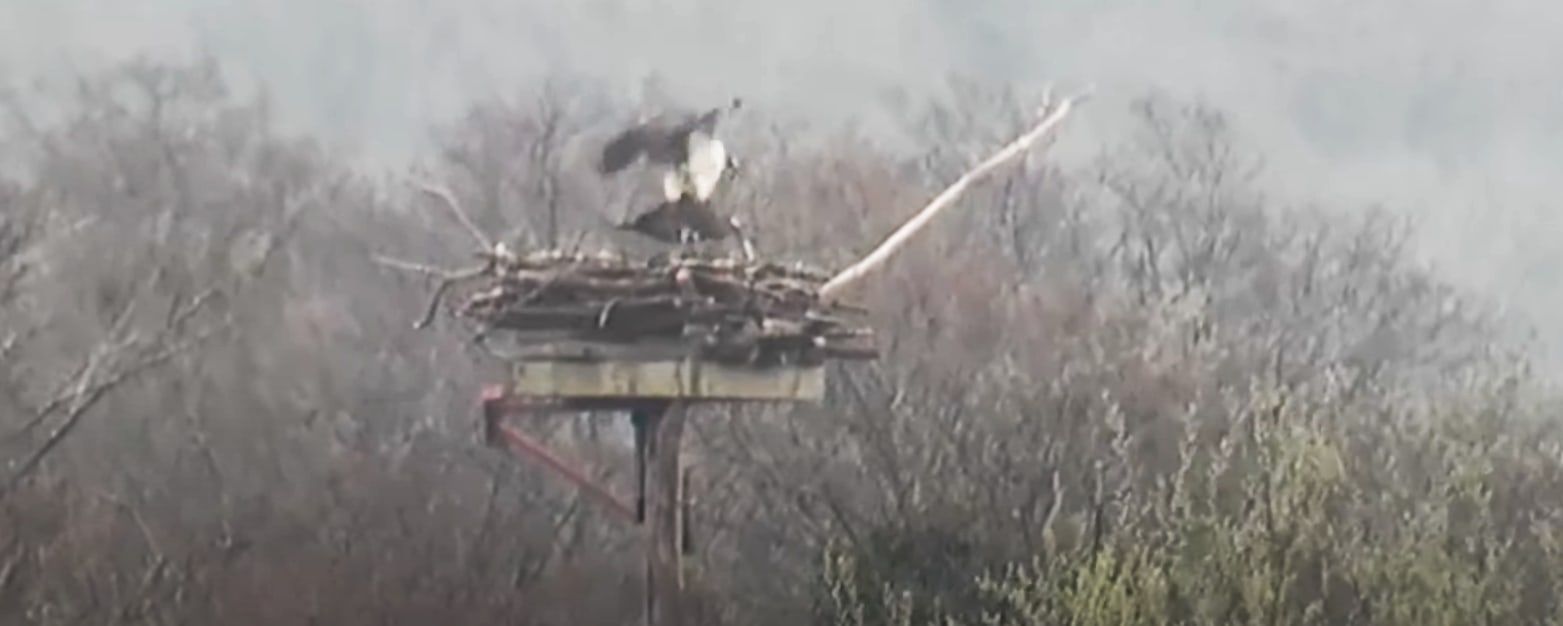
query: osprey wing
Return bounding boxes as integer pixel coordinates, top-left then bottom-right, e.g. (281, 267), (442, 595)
(599, 127), (648, 174)
(673, 198), (737, 240)
(618, 199), (685, 243)
(618, 197), (738, 243)
(685, 106), (725, 136)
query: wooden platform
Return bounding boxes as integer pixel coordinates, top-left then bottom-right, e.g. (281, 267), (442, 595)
(508, 357), (825, 402)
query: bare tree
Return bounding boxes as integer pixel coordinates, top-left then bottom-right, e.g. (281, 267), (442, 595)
(0, 60), (1557, 626)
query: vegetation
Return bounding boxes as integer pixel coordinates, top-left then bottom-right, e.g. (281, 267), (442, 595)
(1, 60), (1559, 625)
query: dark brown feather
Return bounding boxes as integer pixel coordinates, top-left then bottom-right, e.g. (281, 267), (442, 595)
(600, 100), (741, 175)
(599, 127), (649, 173)
(617, 197), (737, 244)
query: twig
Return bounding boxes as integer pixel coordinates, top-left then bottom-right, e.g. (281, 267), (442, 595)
(373, 255), (465, 277)
(167, 285), (221, 332)
(8, 277), (223, 445)
(596, 298), (622, 329)
(9, 215), (99, 268)
(0, 332), (20, 364)
(1, 325), (224, 498)
(96, 489), (165, 558)
(414, 265), (490, 330)
(819, 89), (1090, 302)
(116, 555), (169, 625)
(0, 543), (18, 596)
(565, 229), (589, 255)
(373, 255), (494, 329)
(5, 346), (102, 445)
(412, 180), (493, 251)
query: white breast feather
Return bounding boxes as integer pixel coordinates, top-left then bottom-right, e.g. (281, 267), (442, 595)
(661, 169), (684, 202)
(684, 134), (728, 201)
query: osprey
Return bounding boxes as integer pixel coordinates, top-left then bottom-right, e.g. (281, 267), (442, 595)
(598, 97), (744, 205)
(602, 98), (752, 258)
(617, 197), (753, 258)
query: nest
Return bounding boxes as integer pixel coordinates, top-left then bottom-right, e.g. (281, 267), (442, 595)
(450, 248), (877, 366)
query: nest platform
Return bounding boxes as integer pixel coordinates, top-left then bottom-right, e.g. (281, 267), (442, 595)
(448, 248), (876, 399)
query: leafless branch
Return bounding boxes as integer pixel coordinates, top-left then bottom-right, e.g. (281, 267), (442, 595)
(4, 324), (115, 446)
(96, 489), (165, 559)
(115, 555), (170, 625)
(7, 274), (222, 446)
(166, 285), (220, 333)
(0, 332), (19, 363)
(373, 255), (471, 278)
(413, 180), (494, 251)
(0, 542), (18, 597)
(5, 341), (105, 446)
(820, 89), (1090, 302)
(10, 216), (99, 269)
(373, 255), (491, 329)
(1, 324), (227, 497)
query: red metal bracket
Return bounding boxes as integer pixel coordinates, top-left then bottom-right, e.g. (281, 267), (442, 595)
(481, 385), (638, 523)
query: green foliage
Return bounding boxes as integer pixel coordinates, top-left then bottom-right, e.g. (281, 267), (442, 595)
(817, 383), (1563, 626)
(819, 526), (1003, 625)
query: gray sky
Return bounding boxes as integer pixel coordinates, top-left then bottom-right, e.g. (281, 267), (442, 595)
(3, 0), (1560, 367)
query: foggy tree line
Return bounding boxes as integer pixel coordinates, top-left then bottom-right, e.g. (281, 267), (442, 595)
(2, 59), (1561, 625)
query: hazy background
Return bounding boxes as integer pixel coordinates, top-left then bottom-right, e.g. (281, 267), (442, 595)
(3, 0), (1559, 369)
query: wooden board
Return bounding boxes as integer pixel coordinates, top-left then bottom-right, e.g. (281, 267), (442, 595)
(481, 336), (699, 363)
(509, 358), (825, 402)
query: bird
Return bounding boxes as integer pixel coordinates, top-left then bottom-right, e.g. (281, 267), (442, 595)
(615, 197), (755, 261)
(665, 128), (739, 204)
(598, 98), (744, 205)
(601, 98), (753, 258)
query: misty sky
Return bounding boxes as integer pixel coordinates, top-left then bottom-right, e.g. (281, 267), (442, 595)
(2, 0), (1560, 368)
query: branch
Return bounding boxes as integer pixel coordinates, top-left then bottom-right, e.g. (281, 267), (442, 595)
(1, 325), (224, 498)
(11, 216), (99, 269)
(372, 255), (467, 277)
(413, 265), (491, 330)
(96, 489), (165, 558)
(4, 352), (98, 446)
(167, 286), (221, 332)
(373, 256), (491, 329)
(412, 180), (494, 251)
(7, 276), (223, 445)
(818, 90), (1089, 302)
(0, 542), (18, 597)
(0, 332), (19, 363)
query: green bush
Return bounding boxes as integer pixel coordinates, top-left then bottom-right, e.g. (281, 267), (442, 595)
(817, 381), (1563, 626)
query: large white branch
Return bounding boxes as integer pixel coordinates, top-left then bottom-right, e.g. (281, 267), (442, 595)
(818, 91), (1088, 303)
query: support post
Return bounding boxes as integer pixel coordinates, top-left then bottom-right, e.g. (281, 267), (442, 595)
(681, 466), (694, 556)
(481, 357), (834, 624)
(631, 401), (687, 626)
(632, 409), (651, 524)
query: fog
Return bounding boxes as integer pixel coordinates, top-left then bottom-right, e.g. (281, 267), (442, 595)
(3, 0), (1559, 368)
(11, 3), (1563, 623)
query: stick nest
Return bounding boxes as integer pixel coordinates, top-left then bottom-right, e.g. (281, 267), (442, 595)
(450, 248), (877, 366)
